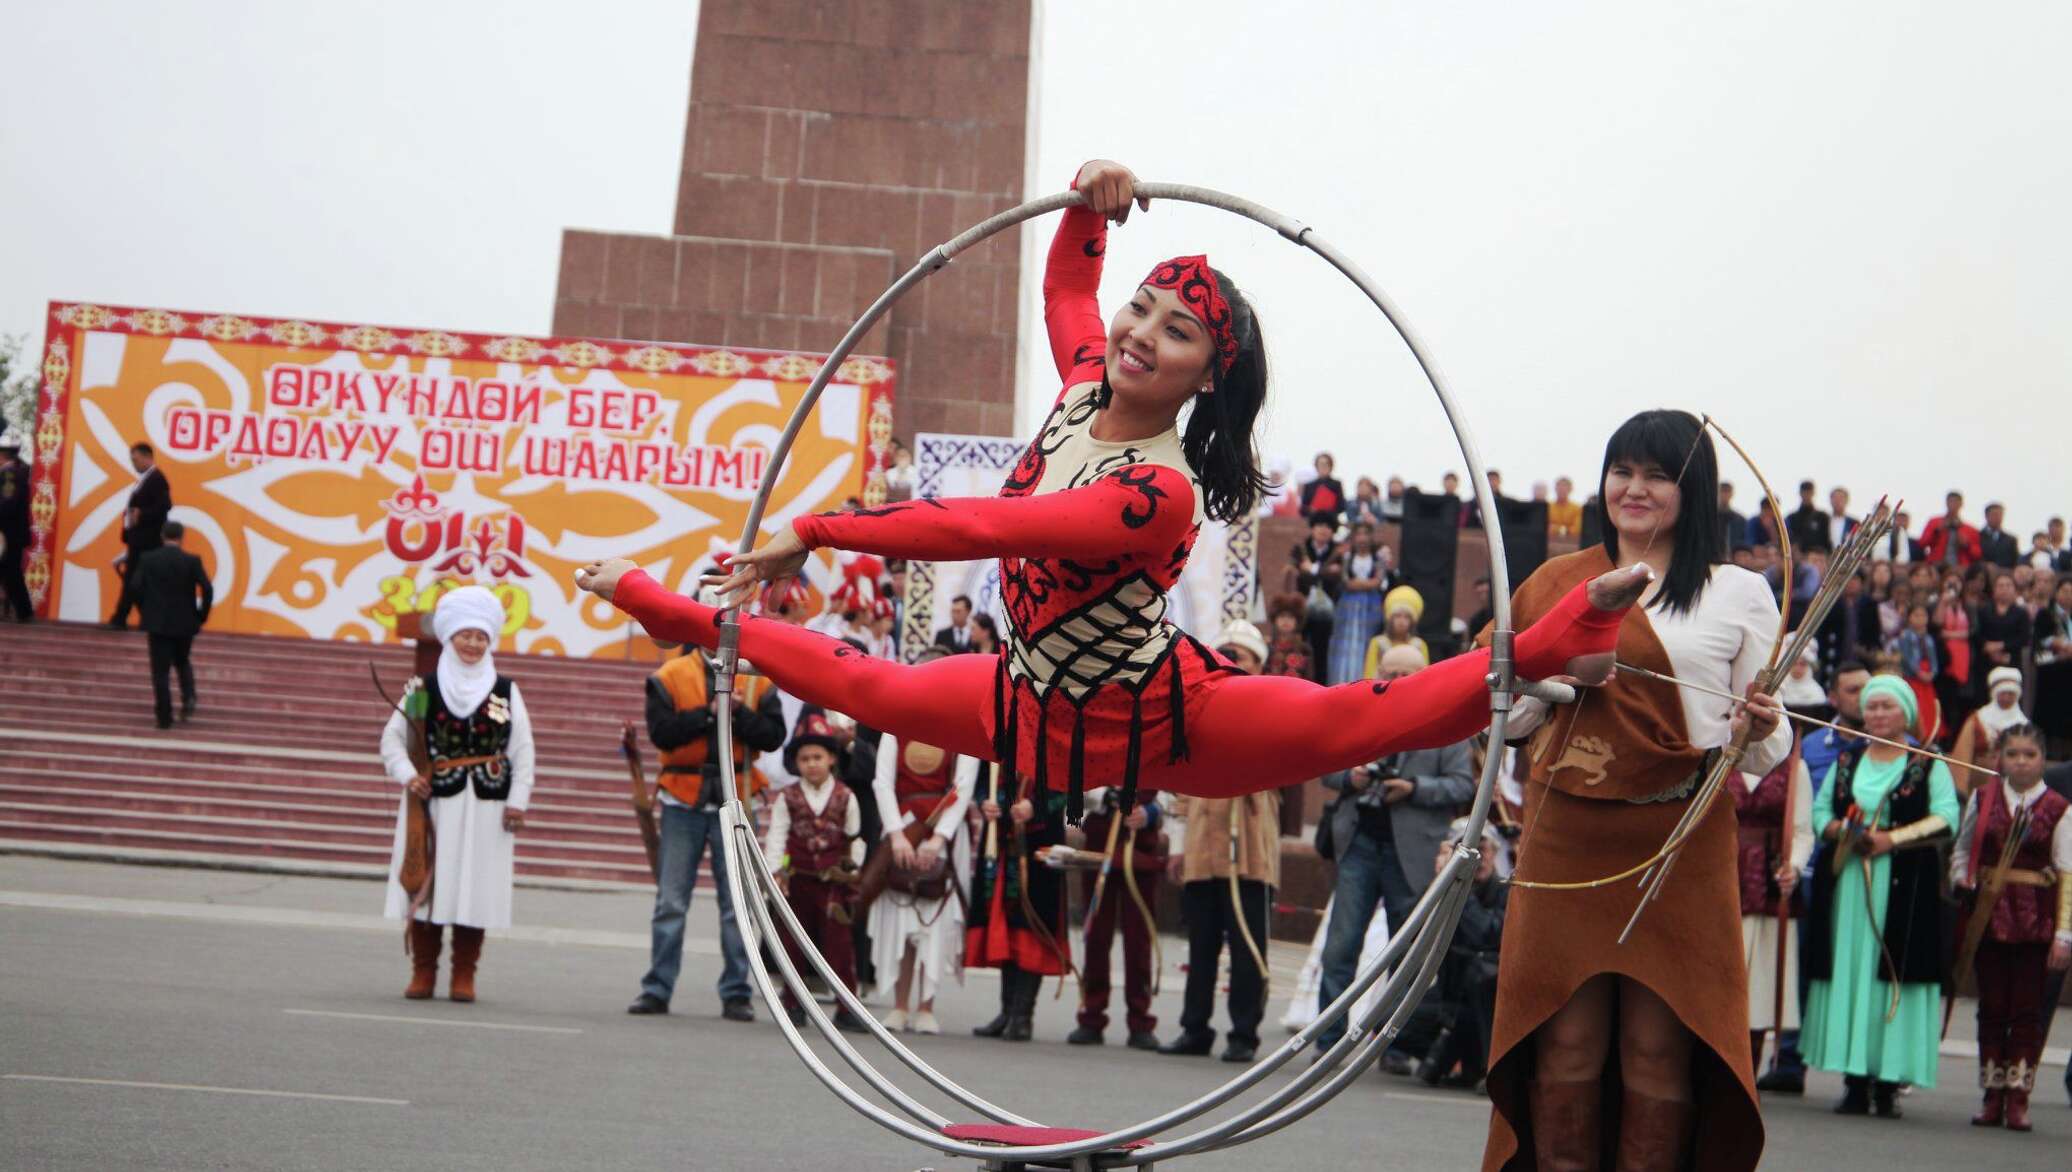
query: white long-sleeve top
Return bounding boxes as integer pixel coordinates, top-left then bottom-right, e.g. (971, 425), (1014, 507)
(1507, 565), (1795, 781)
(1951, 780), (2072, 945)
(765, 776), (864, 868)
(871, 736), (977, 843)
(1740, 756), (1816, 873)
(378, 687), (537, 811)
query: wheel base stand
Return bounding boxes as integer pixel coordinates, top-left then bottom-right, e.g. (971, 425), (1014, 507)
(939, 1125), (1153, 1172)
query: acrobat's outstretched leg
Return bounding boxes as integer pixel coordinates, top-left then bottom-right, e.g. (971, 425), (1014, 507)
(613, 570), (1001, 759)
(1169, 579), (1625, 796)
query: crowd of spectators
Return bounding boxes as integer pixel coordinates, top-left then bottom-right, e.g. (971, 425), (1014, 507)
(1274, 452), (2072, 755)
(1264, 453), (2072, 1098)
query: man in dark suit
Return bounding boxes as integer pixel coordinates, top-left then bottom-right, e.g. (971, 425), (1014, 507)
(136, 521), (212, 729)
(1873, 509), (1923, 563)
(1826, 486), (1858, 551)
(1977, 502), (2020, 569)
(0, 432), (31, 622)
(1717, 481), (1748, 558)
(107, 442), (172, 629)
(932, 594), (975, 652)
(1786, 479), (1831, 555)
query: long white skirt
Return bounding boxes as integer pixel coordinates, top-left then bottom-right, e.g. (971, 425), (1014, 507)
(869, 829), (970, 1004)
(383, 788), (517, 930)
(1740, 912), (1800, 1031)
(1279, 894), (1392, 1031)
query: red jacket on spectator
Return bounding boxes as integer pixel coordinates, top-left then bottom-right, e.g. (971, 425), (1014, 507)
(1920, 516), (1981, 568)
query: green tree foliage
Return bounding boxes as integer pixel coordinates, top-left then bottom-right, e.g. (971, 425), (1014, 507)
(0, 334), (37, 460)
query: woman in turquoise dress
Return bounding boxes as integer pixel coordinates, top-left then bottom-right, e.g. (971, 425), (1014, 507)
(1802, 674), (1960, 1118)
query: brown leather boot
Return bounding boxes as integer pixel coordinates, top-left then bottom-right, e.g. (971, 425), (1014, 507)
(1528, 1078), (1602, 1172)
(449, 925), (484, 1002)
(1615, 1088), (1695, 1171)
(1972, 1088), (2005, 1127)
(404, 921), (442, 999)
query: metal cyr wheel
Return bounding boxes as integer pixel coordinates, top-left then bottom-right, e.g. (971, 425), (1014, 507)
(703, 182), (1548, 1168)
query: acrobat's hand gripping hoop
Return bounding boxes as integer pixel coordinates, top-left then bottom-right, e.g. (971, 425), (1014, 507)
(707, 184), (1525, 1169)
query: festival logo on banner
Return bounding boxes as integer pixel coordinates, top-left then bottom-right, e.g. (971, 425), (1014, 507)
(27, 303), (896, 657)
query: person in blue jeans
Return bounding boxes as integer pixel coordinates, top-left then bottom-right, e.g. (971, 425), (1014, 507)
(628, 641), (788, 1019)
(1314, 643), (1476, 1061)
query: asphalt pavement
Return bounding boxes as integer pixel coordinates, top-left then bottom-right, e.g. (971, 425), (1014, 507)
(0, 856), (2063, 1170)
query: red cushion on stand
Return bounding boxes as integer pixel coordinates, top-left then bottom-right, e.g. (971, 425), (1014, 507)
(941, 1123), (1149, 1151)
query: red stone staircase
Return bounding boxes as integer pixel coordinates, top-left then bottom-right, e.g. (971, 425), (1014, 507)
(0, 622), (671, 887)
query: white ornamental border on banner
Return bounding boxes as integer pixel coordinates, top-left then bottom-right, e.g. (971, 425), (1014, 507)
(898, 430), (1254, 663)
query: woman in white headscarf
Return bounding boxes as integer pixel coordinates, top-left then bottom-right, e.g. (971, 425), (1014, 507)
(1951, 666), (2029, 792)
(381, 586), (536, 1002)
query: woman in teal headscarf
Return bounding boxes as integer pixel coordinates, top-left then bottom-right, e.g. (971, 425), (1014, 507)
(1802, 674), (1959, 1118)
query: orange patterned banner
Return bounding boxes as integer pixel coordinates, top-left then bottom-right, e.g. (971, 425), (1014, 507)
(28, 302), (895, 657)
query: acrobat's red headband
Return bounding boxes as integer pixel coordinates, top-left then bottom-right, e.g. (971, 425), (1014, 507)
(1143, 255), (1238, 377)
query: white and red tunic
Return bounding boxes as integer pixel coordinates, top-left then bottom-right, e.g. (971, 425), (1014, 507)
(1733, 750), (1813, 1031)
(869, 735), (978, 1003)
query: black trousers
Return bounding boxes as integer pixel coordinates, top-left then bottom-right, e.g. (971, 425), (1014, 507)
(109, 542), (154, 625)
(147, 633), (195, 724)
(1179, 878), (1270, 1046)
(0, 539), (29, 620)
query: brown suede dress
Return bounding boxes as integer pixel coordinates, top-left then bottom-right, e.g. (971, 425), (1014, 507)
(1480, 549), (1764, 1171)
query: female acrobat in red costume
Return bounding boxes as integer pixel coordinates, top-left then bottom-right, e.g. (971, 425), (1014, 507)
(577, 160), (1649, 815)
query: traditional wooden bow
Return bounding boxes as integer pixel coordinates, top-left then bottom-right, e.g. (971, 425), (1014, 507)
(1508, 415), (1793, 907)
(1228, 798), (1272, 994)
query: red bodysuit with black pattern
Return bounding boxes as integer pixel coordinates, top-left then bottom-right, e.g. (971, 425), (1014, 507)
(607, 201), (1630, 810)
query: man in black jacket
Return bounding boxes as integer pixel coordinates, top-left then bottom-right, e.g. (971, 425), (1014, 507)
(629, 641), (788, 1020)
(107, 442), (172, 629)
(1786, 479), (1831, 555)
(0, 432), (31, 622)
(932, 595), (976, 651)
(1413, 820), (1509, 1089)
(1977, 502), (2020, 569)
(1717, 481), (1748, 558)
(135, 521), (212, 729)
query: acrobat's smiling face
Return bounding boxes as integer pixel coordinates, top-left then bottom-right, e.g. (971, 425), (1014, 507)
(1105, 284), (1214, 413)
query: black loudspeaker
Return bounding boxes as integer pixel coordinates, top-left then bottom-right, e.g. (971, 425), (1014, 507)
(1492, 498), (1549, 593)
(1399, 489), (1460, 642)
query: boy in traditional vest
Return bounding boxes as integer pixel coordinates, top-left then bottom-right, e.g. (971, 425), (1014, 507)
(1067, 784), (1166, 1051)
(1951, 723), (2072, 1132)
(629, 641), (786, 1020)
(766, 712), (869, 1032)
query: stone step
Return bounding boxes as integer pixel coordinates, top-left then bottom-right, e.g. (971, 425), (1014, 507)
(0, 766), (639, 818)
(4, 681), (644, 740)
(4, 711), (638, 772)
(0, 783), (649, 843)
(0, 623), (726, 884)
(0, 800), (660, 866)
(0, 823), (657, 886)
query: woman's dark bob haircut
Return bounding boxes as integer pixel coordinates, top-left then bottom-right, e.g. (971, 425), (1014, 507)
(1593, 409), (1722, 615)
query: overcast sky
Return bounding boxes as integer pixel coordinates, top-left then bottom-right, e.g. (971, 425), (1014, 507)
(6, 1), (2068, 535)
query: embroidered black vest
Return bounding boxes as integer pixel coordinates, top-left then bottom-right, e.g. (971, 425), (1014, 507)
(1804, 748), (1948, 987)
(419, 673), (516, 801)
